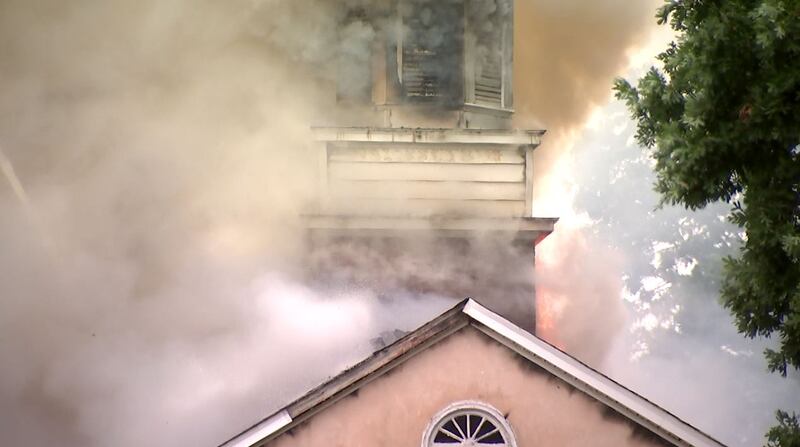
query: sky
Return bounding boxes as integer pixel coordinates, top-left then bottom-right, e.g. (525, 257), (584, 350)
(0, 1), (799, 446)
(559, 91), (800, 447)
(529, 30), (800, 444)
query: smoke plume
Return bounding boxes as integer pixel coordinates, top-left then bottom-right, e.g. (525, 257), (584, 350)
(515, 0), (658, 165)
(513, 0), (661, 361)
(0, 0), (666, 446)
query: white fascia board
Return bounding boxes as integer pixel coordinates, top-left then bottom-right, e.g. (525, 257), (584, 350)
(463, 300), (726, 447)
(302, 215), (557, 233)
(220, 410), (292, 447)
(311, 127), (544, 146)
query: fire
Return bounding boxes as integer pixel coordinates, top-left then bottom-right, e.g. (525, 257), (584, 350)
(534, 229), (572, 350)
(529, 133), (627, 363)
(528, 133), (584, 350)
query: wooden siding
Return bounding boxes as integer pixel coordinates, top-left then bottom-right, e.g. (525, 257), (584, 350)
(329, 180), (526, 201)
(329, 162), (523, 182)
(326, 198), (525, 217)
(321, 142), (532, 218)
(329, 145), (524, 164)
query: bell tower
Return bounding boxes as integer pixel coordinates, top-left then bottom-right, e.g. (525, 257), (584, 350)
(304, 0), (556, 331)
(336, 0), (515, 129)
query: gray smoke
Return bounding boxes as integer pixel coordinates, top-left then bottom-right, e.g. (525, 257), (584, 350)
(0, 1), (429, 445)
(564, 80), (800, 447)
(4, 1), (772, 447)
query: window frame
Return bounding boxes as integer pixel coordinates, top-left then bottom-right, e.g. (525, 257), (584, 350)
(421, 400), (518, 447)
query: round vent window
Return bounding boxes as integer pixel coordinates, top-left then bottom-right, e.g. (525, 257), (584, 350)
(422, 401), (517, 447)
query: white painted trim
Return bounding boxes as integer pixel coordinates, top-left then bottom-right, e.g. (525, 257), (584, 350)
(221, 300), (724, 447)
(302, 215), (557, 233)
(463, 300), (725, 447)
(463, 103), (515, 116)
(421, 400), (518, 447)
(311, 127), (544, 146)
(219, 410), (292, 447)
(524, 147), (535, 217)
(315, 141), (328, 213)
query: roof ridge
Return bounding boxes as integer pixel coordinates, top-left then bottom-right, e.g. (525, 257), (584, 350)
(220, 298), (727, 447)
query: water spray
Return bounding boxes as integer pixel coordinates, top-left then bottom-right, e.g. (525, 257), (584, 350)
(0, 144), (56, 256)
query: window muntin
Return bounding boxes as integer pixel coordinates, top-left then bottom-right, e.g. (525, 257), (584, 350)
(465, 0), (512, 109)
(422, 401), (517, 447)
(398, 0), (464, 104)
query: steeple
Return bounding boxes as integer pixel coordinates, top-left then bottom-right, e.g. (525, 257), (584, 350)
(304, 0), (556, 332)
(337, 0), (515, 129)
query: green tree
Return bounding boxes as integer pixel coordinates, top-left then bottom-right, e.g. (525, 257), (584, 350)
(768, 412), (800, 447)
(614, 0), (800, 444)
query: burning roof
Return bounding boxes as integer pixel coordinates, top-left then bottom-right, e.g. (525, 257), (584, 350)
(220, 299), (726, 447)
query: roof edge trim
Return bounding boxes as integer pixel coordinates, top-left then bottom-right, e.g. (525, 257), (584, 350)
(463, 300), (725, 447)
(219, 410), (292, 447)
(310, 127), (545, 146)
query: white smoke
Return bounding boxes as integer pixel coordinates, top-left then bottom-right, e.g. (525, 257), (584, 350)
(0, 1), (706, 446)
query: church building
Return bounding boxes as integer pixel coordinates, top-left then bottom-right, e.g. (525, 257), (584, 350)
(221, 2), (725, 446)
(303, 0), (554, 332)
(219, 300), (724, 447)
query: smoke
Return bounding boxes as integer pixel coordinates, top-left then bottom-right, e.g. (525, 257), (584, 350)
(534, 232), (627, 366)
(511, 0), (662, 362)
(0, 0), (677, 446)
(307, 233), (538, 330)
(515, 0), (657, 136)
(559, 58), (800, 445)
(0, 0), (406, 445)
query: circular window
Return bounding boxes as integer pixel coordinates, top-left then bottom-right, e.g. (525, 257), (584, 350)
(422, 401), (517, 447)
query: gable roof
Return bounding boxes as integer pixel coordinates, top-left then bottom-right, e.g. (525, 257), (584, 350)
(219, 299), (726, 447)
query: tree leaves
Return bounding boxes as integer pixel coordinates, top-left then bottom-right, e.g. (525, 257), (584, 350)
(767, 411), (800, 447)
(615, 0), (800, 444)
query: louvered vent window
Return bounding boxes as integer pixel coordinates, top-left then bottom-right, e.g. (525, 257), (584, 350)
(337, 7), (373, 102)
(402, 37), (438, 99)
(466, 0), (512, 109)
(392, 0), (512, 109)
(423, 401), (517, 447)
(473, 46), (503, 107)
(398, 0), (463, 104)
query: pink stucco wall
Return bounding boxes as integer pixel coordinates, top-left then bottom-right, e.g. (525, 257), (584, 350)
(270, 326), (671, 447)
